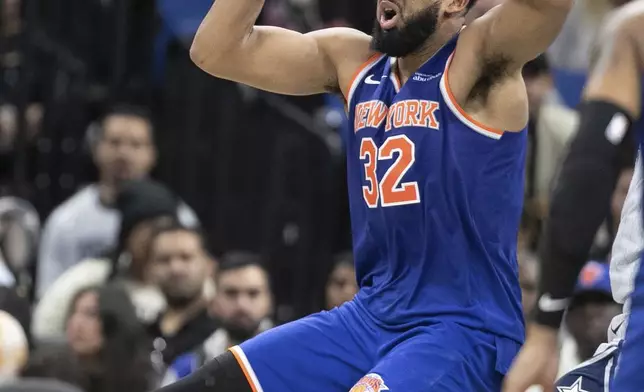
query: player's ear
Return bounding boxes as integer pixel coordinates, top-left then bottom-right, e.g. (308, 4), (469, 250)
(444, 0), (469, 15)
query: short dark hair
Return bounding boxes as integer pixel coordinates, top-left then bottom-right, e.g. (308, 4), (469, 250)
(333, 251), (354, 270)
(466, 0), (478, 11)
(148, 223), (210, 257)
(95, 104), (155, 143)
(100, 104), (153, 126)
(216, 251), (270, 286)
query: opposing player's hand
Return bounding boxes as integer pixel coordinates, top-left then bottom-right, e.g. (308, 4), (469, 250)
(502, 323), (559, 392)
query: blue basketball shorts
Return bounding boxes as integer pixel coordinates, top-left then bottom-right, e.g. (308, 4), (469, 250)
(229, 300), (519, 391)
(556, 341), (622, 391)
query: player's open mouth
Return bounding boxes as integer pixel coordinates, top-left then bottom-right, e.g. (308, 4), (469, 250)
(379, 0), (401, 30)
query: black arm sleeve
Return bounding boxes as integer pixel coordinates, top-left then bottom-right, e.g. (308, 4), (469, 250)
(533, 100), (635, 329)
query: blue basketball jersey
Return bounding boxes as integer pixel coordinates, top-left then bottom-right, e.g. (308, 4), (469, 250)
(611, 92), (644, 389)
(344, 32), (526, 344)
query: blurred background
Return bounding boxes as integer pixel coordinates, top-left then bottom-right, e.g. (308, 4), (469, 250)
(0, 0), (630, 390)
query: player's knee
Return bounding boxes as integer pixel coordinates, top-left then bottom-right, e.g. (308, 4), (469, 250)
(155, 350), (253, 392)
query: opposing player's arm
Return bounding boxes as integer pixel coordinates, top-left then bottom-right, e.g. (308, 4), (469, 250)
(467, 0), (572, 71)
(503, 8), (644, 391)
(190, 0), (373, 97)
(534, 3), (644, 331)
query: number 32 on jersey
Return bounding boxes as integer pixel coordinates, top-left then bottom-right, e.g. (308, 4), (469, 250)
(359, 135), (420, 208)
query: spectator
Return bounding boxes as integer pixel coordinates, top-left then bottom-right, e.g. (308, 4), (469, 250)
(325, 252), (358, 310)
(21, 345), (85, 389)
(0, 196), (40, 296)
(64, 285), (156, 392)
(518, 249), (539, 321)
(0, 379), (83, 392)
(162, 251), (273, 385)
(547, 0), (611, 72)
(0, 286), (31, 346)
(522, 55), (578, 247)
(560, 261), (621, 375)
(207, 251), (273, 353)
(0, 379), (82, 392)
(147, 225), (218, 367)
(36, 105), (198, 298)
(548, 0), (628, 72)
(33, 179), (183, 341)
(525, 55), (577, 200)
(0, 310), (28, 379)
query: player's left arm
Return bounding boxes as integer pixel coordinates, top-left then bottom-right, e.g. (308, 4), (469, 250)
(445, 0), (572, 132)
(468, 0), (573, 72)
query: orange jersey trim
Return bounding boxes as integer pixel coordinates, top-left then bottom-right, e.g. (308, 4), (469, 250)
(229, 347), (259, 392)
(442, 55), (504, 136)
(344, 53), (384, 101)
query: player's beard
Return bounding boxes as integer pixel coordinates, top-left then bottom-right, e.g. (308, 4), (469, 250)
(370, 4), (440, 58)
(222, 318), (261, 344)
(162, 285), (203, 309)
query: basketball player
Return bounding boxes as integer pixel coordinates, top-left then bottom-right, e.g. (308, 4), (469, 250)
(157, 0), (572, 391)
(502, 2), (644, 391)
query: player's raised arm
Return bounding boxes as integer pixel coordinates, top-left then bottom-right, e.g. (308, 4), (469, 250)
(502, 4), (644, 392)
(189, 0), (373, 97)
(468, 0), (573, 71)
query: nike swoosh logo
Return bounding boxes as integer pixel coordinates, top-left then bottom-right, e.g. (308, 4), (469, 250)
(365, 75), (381, 85)
(611, 320), (624, 335)
(538, 294), (570, 312)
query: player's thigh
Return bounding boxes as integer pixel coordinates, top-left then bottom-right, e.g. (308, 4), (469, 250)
(350, 322), (507, 391)
(556, 343), (620, 392)
(237, 304), (375, 392)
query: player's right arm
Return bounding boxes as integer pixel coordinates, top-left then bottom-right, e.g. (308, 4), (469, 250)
(190, 0), (373, 97)
(502, 3), (644, 392)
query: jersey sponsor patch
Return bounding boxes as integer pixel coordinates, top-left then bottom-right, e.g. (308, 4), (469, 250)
(350, 373), (390, 392)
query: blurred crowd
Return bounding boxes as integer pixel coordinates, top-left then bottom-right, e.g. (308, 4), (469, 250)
(0, 0), (634, 390)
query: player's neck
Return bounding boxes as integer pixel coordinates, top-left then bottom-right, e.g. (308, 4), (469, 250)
(396, 23), (462, 85)
(160, 297), (207, 335)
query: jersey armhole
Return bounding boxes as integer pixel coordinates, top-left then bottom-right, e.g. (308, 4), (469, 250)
(439, 52), (505, 140)
(344, 53), (385, 109)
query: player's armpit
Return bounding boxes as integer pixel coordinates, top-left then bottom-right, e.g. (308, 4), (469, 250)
(192, 25), (373, 97)
(464, 0), (572, 72)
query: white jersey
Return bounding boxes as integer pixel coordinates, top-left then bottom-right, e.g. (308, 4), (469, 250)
(607, 154), (644, 341)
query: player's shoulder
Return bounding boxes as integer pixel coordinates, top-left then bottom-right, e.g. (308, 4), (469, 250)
(445, 25), (528, 133)
(309, 27), (371, 48)
(453, 5), (502, 57)
(309, 27), (374, 65)
(308, 27), (379, 98)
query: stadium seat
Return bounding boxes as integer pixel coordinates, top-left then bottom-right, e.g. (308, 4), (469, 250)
(0, 378), (82, 392)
